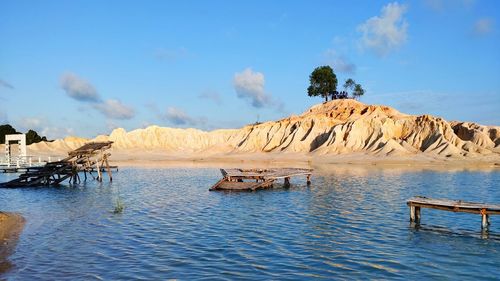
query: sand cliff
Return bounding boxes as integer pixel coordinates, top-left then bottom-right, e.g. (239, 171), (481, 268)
(28, 100), (500, 163)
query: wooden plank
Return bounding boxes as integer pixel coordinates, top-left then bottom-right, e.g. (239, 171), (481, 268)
(222, 168), (312, 180)
(209, 177), (228, 191)
(251, 179), (274, 191)
(407, 196), (500, 215)
(214, 181), (257, 191)
(211, 167), (312, 191)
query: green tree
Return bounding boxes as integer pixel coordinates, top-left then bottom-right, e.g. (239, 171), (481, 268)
(353, 84), (365, 100)
(0, 124), (19, 143)
(343, 78), (356, 92)
(307, 66), (337, 102)
(25, 129), (47, 145)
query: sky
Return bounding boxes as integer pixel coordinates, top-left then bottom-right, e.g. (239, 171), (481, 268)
(0, 0), (499, 139)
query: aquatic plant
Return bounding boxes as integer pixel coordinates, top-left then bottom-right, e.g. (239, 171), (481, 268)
(113, 198), (125, 214)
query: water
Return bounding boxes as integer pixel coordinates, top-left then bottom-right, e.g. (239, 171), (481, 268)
(1, 166), (499, 280)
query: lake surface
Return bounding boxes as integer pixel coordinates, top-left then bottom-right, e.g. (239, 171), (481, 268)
(1, 166), (499, 280)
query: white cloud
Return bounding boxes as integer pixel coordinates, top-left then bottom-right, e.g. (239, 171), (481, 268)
(41, 127), (74, 140)
(94, 99), (135, 120)
(18, 117), (44, 132)
(233, 68), (272, 108)
(473, 18), (494, 35)
(163, 107), (197, 125)
(60, 72), (101, 102)
(199, 90), (223, 105)
(16, 116), (74, 139)
(322, 49), (356, 74)
(358, 2), (408, 56)
(0, 79), (14, 90)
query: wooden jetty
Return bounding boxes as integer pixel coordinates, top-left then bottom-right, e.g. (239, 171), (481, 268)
(407, 196), (500, 230)
(0, 141), (115, 188)
(209, 168), (312, 191)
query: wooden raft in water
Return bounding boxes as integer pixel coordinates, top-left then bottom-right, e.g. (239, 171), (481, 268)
(0, 141), (115, 188)
(407, 196), (500, 230)
(209, 168), (312, 191)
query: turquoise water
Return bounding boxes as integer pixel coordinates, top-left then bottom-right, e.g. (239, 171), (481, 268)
(1, 166), (499, 280)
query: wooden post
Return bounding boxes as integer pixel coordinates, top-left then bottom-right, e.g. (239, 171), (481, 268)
(416, 206), (421, 223)
(306, 174), (311, 185)
(482, 214), (490, 230)
(481, 209), (490, 230)
(410, 205), (421, 223)
(104, 154), (112, 182)
(284, 177), (290, 188)
(96, 156), (102, 182)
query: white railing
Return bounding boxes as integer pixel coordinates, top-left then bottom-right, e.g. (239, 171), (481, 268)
(0, 155), (65, 168)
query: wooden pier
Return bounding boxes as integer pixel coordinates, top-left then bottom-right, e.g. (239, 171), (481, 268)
(407, 196), (500, 230)
(209, 168), (312, 191)
(0, 141), (115, 188)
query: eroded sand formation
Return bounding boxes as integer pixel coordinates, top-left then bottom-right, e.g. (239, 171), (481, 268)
(28, 100), (500, 162)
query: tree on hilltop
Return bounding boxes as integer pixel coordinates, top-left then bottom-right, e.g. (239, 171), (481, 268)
(353, 84), (365, 100)
(341, 78), (365, 100)
(307, 66), (337, 102)
(343, 78), (356, 92)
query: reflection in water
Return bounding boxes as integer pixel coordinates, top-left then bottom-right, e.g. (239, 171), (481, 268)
(0, 167), (499, 280)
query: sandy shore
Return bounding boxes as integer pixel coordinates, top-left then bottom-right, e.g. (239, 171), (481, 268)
(0, 212), (25, 275)
(105, 150), (500, 171)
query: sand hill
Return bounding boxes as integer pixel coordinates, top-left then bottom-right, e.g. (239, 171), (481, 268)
(28, 100), (500, 163)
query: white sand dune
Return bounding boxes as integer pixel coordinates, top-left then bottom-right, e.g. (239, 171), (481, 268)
(25, 100), (500, 164)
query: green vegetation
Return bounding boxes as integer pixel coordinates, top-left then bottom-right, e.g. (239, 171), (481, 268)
(343, 78), (356, 92)
(0, 125), (18, 143)
(307, 65), (338, 102)
(0, 124), (49, 144)
(113, 198), (125, 214)
(307, 66), (366, 101)
(25, 129), (47, 145)
(353, 83), (365, 100)
(343, 78), (365, 100)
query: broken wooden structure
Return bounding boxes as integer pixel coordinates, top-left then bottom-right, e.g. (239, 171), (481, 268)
(209, 168), (312, 191)
(0, 141), (115, 188)
(407, 196), (500, 230)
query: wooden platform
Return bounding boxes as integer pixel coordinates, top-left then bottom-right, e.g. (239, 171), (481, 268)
(407, 196), (500, 230)
(0, 141), (115, 188)
(209, 168), (312, 191)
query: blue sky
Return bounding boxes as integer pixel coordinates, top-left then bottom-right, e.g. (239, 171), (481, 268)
(0, 0), (499, 139)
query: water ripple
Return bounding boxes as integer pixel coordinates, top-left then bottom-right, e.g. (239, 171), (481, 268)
(0, 167), (499, 280)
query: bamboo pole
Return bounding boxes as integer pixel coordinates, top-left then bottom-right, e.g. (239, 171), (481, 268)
(104, 154), (113, 182)
(96, 154), (102, 182)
